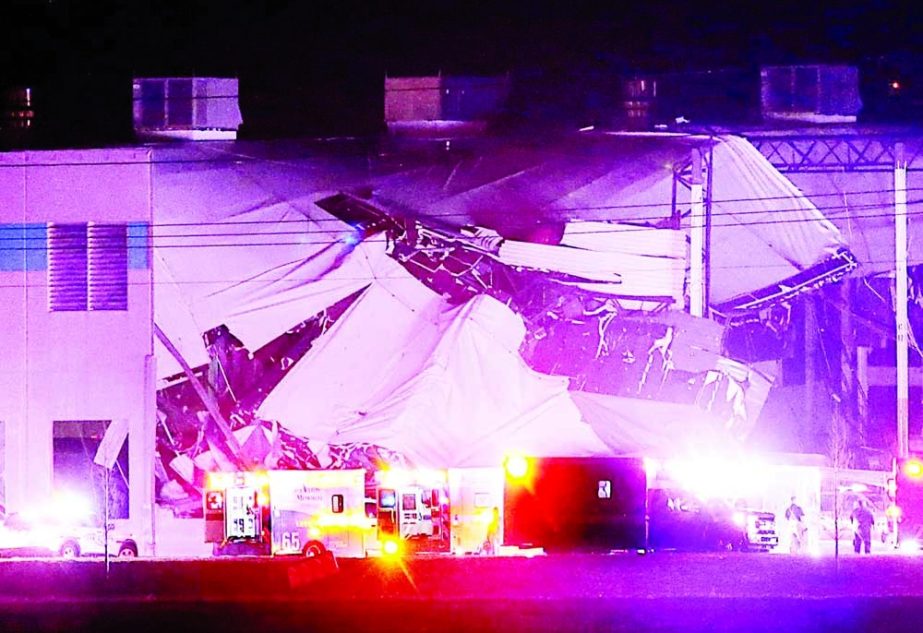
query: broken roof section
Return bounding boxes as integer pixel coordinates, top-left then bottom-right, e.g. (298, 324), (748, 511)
(366, 132), (851, 308)
(147, 132), (851, 476)
(151, 133), (853, 379)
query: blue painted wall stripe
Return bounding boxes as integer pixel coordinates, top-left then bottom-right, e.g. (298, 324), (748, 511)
(127, 222), (150, 270)
(0, 223), (48, 271)
(0, 222), (151, 271)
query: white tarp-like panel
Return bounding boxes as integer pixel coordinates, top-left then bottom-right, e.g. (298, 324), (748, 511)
(151, 144), (374, 377)
(571, 390), (742, 459)
(561, 222), (686, 258)
(496, 238), (685, 299)
(787, 169), (923, 275)
(257, 262), (450, 437)
(706, 136), (846, 301)
(258, 284), (610, 467)
(204, 237), (391, 354)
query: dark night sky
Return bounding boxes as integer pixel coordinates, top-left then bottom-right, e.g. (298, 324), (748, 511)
(2, 1), (922, 140)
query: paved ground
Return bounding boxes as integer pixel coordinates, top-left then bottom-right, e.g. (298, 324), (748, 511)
(1, 551), (922, 632)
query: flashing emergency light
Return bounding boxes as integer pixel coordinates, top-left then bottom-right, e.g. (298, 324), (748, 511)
(382, 539), (401, 557)
(663, 456), (773, 501)
(377, 467), (447, 489)
(504, 455), (530, 480)
(904, 459), (923, 480)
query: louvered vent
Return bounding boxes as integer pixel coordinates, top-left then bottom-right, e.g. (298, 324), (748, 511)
(47, 223), (88, 311)
(88, 223), (128, 311)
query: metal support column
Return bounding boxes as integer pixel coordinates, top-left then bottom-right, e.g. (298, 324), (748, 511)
(895, 143), (909, 458)
(689, 148), (706, 317)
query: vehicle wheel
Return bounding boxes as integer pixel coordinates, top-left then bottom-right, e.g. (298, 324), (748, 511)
(118, 541), (138, 558)
(59, 541), (81, 558)
(303, 541), (326, 558)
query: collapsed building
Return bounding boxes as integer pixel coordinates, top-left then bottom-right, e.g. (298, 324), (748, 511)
(11, 123), (923, 554)
(4, 67), (923, 555)
(150, 131), (855, 519)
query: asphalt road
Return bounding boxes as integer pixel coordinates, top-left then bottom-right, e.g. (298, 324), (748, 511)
(2, 552), (922, 632)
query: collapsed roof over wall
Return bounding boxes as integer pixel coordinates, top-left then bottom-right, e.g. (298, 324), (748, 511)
(149, 132), (855, 512)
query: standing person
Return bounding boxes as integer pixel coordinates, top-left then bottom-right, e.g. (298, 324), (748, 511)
(484, 506), (501, 556)
(851, 499), (875, 554)
(785, 496), (806, 554)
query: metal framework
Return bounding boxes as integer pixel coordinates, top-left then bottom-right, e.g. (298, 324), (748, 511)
(746, 133), (923, 173)
(746, 130), (922, 458)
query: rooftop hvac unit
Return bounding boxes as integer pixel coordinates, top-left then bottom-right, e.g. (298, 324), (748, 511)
(761, 65), (861, 123)
(132, 77), (242, 140)
(384, 75), (509, 137)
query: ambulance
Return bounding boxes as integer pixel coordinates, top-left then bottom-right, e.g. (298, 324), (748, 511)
(203, 466), (498, 558)
(204, 469), (374, 557)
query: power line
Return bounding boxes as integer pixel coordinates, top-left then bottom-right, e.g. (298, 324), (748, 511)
(0, 252), (920, 292)
(5, 198), (923, 252)
(2, 183), (919, 238)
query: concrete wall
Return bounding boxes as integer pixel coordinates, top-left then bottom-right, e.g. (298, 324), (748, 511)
(0, 148), (155, 553)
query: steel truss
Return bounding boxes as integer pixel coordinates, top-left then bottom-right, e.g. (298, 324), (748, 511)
(746, 133), (923, 173)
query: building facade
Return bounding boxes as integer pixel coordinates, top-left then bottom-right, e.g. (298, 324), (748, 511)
(0, 148), (155, 553)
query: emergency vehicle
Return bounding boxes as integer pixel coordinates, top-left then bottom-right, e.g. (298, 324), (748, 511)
(208, 455), (770, 557)
(204, 467), (499, 558)
(205, 469), (374, 557)
(372, 468), (452, 555)
(886, 456), (923, 549)
(503, 456), (648, 552)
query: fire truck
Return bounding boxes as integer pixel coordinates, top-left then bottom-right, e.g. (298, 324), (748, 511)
(886, 456), (923, 549)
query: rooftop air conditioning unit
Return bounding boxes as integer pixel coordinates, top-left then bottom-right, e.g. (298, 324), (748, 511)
(761, 65), (861, 124)
(132, 77), (242, 141)
(384, 74), (509, 138)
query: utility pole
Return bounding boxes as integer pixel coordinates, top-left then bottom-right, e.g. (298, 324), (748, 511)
(895, 143), (909, 459)
(689, 148), (706, 318)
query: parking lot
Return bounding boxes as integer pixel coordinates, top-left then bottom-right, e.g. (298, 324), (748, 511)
(2, 550), (923, 632)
